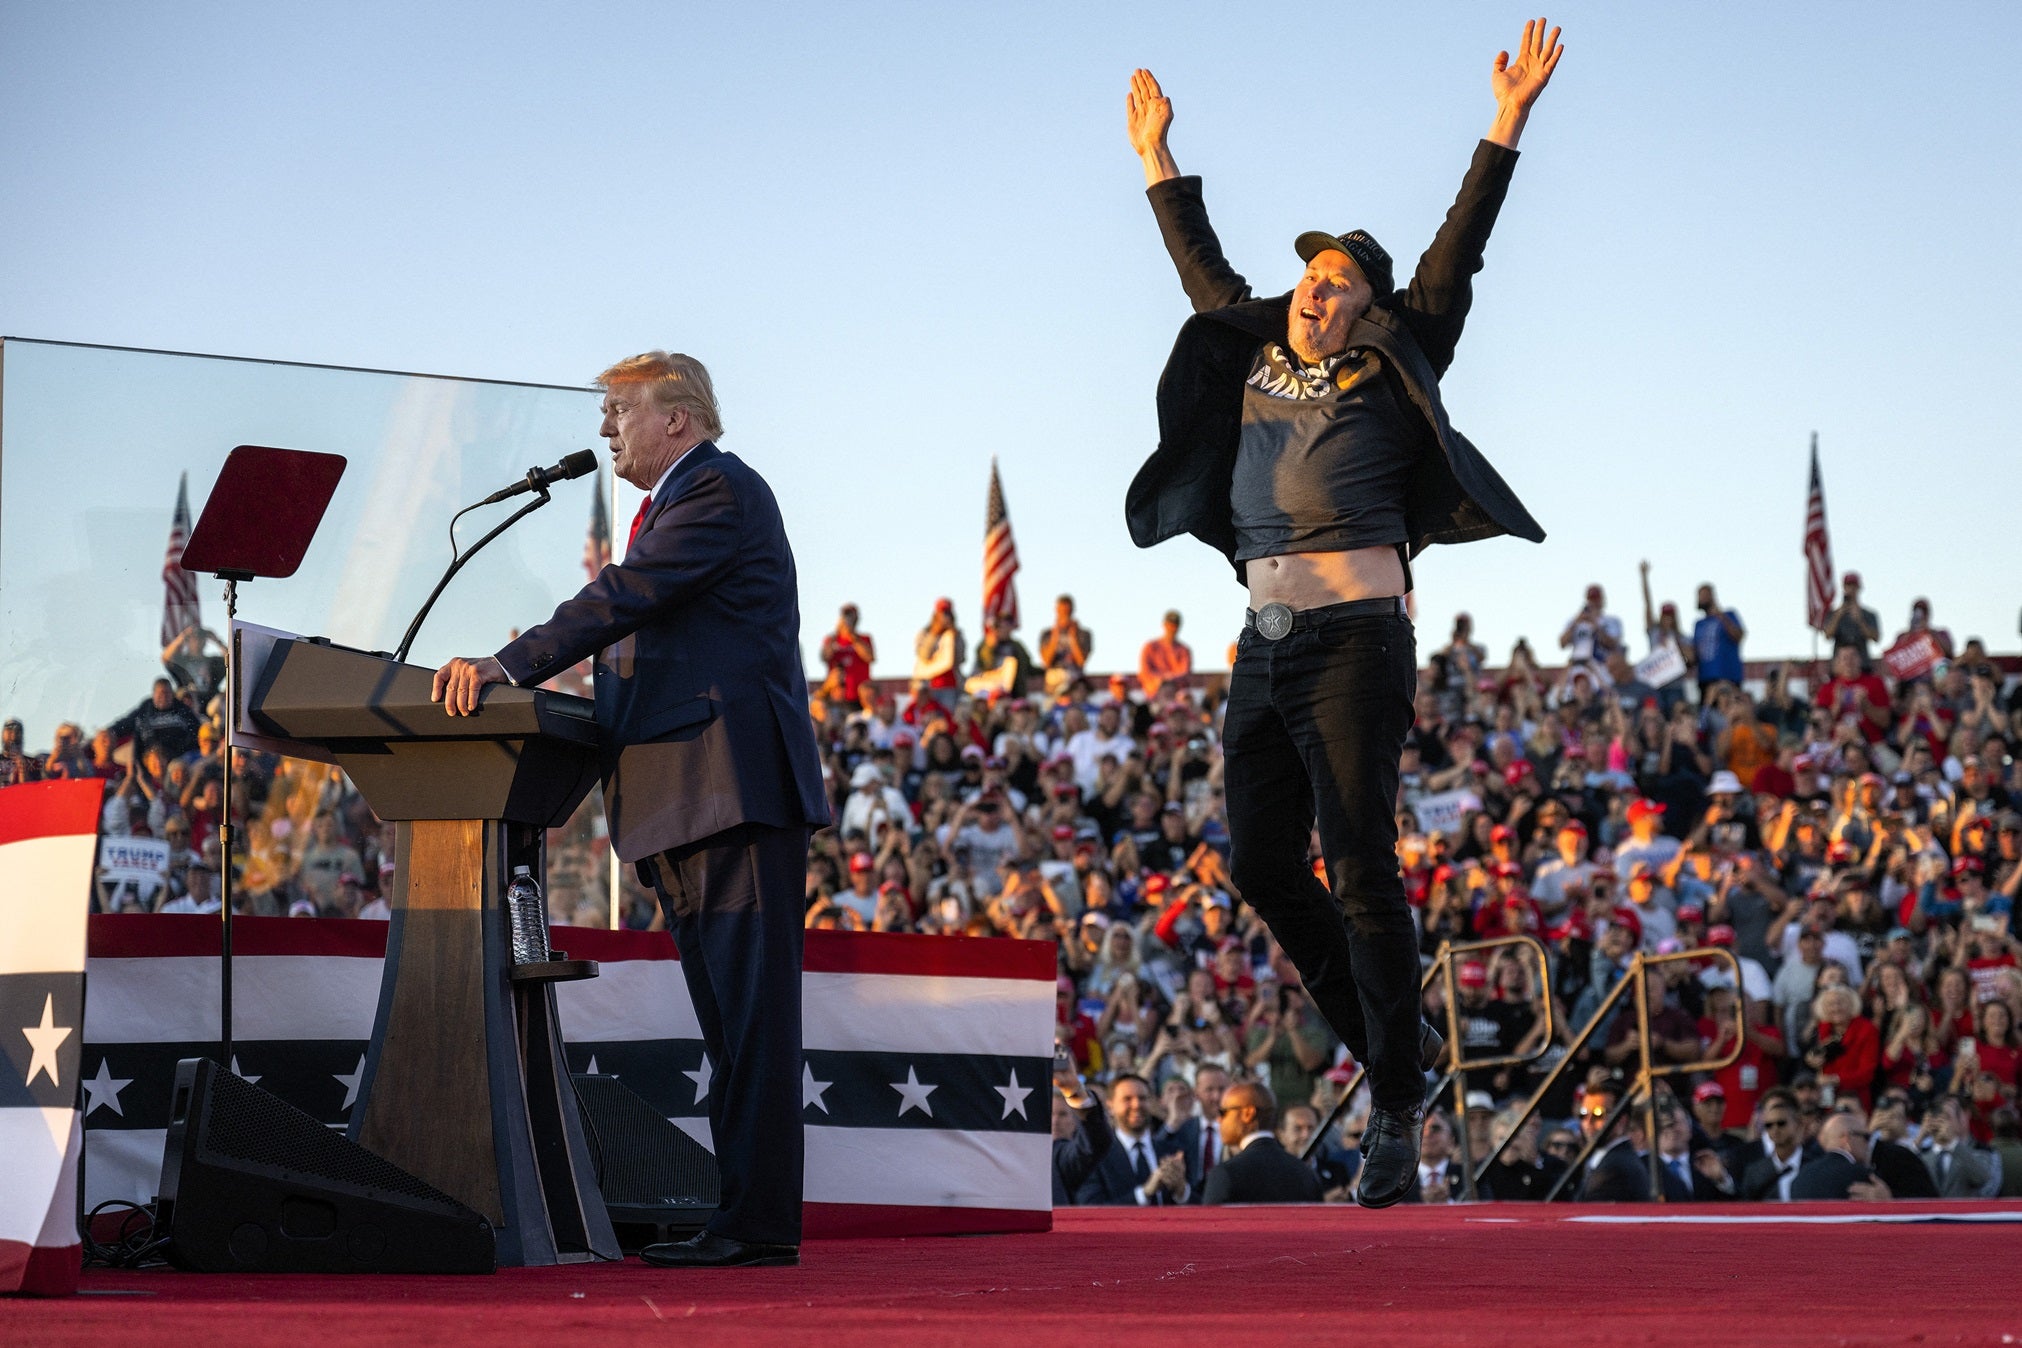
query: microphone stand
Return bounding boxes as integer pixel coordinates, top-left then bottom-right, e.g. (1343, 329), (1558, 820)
(393, 489), (553, 666)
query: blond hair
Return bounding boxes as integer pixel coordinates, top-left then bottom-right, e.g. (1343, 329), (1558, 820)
(596, 350), (723, 442)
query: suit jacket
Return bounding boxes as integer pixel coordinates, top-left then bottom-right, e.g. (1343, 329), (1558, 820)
(1652, 1153), (1723, 1203)
(1159, 1115), (1223, 1202)
(1739, 1142), (1821, 1201)
(1790, 1151), (1873, 1200)
(1075, 1128), (1186, 1206)
(1919, 1141), (2002, 1198)
(1202, 1136), (1322, 1205)
(1482, 1155), (1567, 1202)
(1052, 1099), (1114, 1206)
(1873, 1138), (1939, 1199)
(497, 443), (829, 861)
(1129, 140), (1545, 584)
(1576, 1138), (1654, 1202)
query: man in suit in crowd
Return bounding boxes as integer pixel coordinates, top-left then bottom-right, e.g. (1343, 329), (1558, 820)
(1076, 1075), (1191, 1204)
(434, 351), (829, 1268)
(1919, 1094), (2004, 1198)
(1792, 1111), (1893, 1200)
(1863, 1095), (1939, 1198)
(1575, 1080), (1654, 1202)
(1740, 1088), (1821, 1201)
(1203, 1082), (1322, 1204)
(1051, 1065), (1113, 1205)
(1159, 1063), (1231, 1201)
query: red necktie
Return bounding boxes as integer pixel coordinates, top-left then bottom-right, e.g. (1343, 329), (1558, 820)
(627, 497), (652, 549)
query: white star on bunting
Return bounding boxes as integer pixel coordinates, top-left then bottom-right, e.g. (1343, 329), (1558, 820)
(684, 1053), (712, 1104)
(22, 993), (73, 1088)
(334, 1053), (366, 1110)
(585, 1055), (601, 1076)
(994, 1068), (1033, 1120)
(231, 1055), (261, 1086)
(803, 1063), (833, 1113)
(82, 1058), (133, 1117)
(890, 1065), (937, 1118)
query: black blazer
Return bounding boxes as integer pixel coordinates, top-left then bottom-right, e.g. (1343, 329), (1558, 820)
(1052, 1100), (1114, 1206)
(1872, 1139), (1938, 1199)
(1789, 1151), (1872, 1201)
(1128, 140), (1545, 584)
(1075, 1129), (1186, 1206)
(497, 444), (830, 862)
(1739, 1142), (1822, 1201)
(1159, 1115), (1219, 1201)
(1576, 1138), (1653, 1202)
(1202, 1136), (1322, 1205)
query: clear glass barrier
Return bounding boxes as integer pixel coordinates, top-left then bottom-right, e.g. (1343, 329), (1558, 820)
(1, 337), (615, 924)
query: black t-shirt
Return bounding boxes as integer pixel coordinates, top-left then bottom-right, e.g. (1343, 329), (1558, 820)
(1231, 344), (1417, 562)
(1456, 997), (1532, 1058)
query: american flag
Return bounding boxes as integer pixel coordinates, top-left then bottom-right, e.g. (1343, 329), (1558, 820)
(982, 459), (1020, 630)
(584, 465), (612, 580)
(1803, 432), (1834, 632)
(161, 472), (202, 646)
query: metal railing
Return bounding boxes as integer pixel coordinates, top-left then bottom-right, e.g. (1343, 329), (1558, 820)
(1304, 943), (1746, 1204)
(1303, 933), (1556, 1201)
(1520, 948), (1745, 1202)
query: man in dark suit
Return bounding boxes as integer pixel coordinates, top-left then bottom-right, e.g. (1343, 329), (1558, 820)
(1574, 1082), (1654, 1202)
(1158, 1063), (1231, 1201)
(1120, 20), (1564, 1209)
(1792, 1112), (1893, 1200)
(434, 351), (829, 1268)
(1075, 1075), (1190, 1205)
(1051, 1069), (1113, 1205)
(1738, 1089), (1822, 1202)
(1203, 1083), (1322, 1205)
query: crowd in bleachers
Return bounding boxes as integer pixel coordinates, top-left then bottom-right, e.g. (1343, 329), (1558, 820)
(8, 570), (2022, 1201)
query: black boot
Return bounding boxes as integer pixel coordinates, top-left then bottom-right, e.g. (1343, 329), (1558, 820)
(1354, 1100), (1426, 1209)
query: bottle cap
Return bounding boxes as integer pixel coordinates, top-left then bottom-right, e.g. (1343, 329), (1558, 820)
(513, 865), (531, 876)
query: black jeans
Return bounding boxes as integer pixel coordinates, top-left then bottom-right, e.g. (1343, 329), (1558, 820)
(1223, 610), (1422, 1110)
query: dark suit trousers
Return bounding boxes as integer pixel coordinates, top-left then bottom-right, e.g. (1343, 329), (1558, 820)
(1223, 611), (1422, 1111)
(646, 821), (808, 1246)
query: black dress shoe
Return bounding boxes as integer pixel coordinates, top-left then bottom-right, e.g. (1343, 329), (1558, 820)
(1420, 1022), (1446, 1072)
(1354, 1100), (1426, 1209)
(639, 1231), (799, 1268)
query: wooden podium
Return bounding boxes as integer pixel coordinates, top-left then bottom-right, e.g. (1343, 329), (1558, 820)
(245, 635), (620, 1265)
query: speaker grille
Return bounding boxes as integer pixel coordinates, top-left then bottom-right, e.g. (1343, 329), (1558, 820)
(199, 1066), (462, 1207)
(572, 1074), (721, 1207)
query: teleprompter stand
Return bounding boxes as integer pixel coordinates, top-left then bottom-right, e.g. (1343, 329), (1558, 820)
(179, 445), (348, 1069)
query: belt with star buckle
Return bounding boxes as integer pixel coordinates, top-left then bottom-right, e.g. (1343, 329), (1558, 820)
(1244, 595), (1408, 640)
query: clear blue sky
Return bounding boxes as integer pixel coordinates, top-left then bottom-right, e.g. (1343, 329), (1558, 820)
(4, 1), (2018, 676)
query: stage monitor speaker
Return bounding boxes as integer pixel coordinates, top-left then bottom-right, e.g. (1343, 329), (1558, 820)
(571, 1073), (719, 1250)
(156, 1057), (495, 1274)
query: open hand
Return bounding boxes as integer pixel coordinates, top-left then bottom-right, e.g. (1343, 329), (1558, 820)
(1125, 68), (1180, 185)
(1125, 69), (1172, 157)
(1493, 18), (1566, 112)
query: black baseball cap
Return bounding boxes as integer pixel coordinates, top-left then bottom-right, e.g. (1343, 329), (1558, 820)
(1294, 229), (1394, 294)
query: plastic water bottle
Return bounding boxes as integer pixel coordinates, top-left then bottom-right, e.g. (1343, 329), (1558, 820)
(506, 865), (551, 966)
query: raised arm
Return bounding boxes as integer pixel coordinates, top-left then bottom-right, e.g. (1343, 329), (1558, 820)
(1395, 18), (1565, 375)
(1487, 18), (1565, 151)
(1129, 68), (1252, 313)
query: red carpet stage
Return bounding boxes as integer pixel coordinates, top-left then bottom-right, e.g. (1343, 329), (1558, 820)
(10, 1203), (2021, 1346)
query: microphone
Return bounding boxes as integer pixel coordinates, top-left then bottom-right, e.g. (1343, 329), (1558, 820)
(478, 449), (598, 505)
